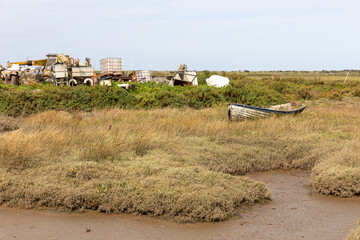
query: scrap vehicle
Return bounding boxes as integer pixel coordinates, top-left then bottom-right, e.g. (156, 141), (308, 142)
(49, 54), (95, 86)
(149, 64), (198, 86)
(7, 53), (75, 80)
(167, 64), (198, 86)
(1, 64), (21, 85)
(1, 58), (47, 85)
(43, 53), (73, 79)
(1, 54), (95, 86)
(1, 54), (67, 84)
(0, 65), (18, 85)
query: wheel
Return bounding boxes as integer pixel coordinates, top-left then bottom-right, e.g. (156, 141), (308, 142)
(68, 79), (77, 86)
(84, 78), (93, 86)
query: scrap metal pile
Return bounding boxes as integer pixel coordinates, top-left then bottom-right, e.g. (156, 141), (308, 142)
(0, 54), (95, 86)
(0, 54), (204, 88)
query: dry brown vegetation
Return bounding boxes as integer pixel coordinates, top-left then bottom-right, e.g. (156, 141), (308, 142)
(0, 114), (18, 132)
(0, 98), (359, 222)
(346, 220), (360, 240)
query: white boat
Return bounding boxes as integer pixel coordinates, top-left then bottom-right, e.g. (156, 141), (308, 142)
(227, 103), (306, 121)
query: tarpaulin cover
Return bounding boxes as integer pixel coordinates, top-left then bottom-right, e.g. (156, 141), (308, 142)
(206, 75), (229, 88)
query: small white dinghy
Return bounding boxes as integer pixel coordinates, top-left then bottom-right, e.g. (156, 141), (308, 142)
(227, 103), (306, 121)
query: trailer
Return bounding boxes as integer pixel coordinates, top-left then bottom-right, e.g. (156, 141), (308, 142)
(50, 63), (95, 86)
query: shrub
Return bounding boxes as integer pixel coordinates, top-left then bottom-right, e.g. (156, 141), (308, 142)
(0, 85), (137, 116)
(0, 70), (358, 116)
(296, 87), (313, 100)
(352, 87), (360, 97)
(327, 90), (343, 101)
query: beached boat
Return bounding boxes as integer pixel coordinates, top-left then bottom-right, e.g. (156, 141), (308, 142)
(227, 103), (306, 121)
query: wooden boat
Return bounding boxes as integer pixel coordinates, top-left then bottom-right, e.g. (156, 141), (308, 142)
(227, 102), (306, 121)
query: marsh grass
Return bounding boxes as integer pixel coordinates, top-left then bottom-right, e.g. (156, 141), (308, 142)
(0, 114), (18, 132)
(346, 220), (360, 240)
(0, 98), (359, 221)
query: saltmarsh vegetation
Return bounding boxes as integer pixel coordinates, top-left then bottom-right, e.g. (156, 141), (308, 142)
(0, 71), (359, 223)
(0, 98), (359, 222)
(346, 220), (360, 240)
(0, 109), (272, 222)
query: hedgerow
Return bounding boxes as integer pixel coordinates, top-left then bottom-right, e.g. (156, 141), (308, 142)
(0, 85), (137, 116)
(0, 72), (359, 116)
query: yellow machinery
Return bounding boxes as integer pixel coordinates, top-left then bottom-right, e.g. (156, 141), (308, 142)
(6, 54), (74, 78)
(2, 54), (94, 85)
(43, 54), (74, 78)
(7, 59), (47, 69)
(49, 54), (94, 86)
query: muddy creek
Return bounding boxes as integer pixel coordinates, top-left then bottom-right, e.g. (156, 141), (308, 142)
(1, 170), (359, 240)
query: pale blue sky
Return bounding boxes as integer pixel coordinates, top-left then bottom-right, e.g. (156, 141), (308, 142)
(1, 0), (359, 71)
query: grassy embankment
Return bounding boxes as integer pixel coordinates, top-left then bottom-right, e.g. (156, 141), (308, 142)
(0, 71), (359, 223)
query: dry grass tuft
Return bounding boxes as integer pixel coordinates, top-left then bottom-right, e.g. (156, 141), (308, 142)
(0, 114), (18, 132)
(311, 144), (360, 197)
(346, 220), (360, 240)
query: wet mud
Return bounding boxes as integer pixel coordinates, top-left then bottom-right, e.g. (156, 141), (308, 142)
(1, 170), (359, 240)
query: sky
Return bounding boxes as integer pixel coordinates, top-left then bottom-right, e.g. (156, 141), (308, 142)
(0, 0), (359, 71)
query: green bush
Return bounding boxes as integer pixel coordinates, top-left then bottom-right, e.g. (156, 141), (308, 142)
(296, 87), (314, 100)
(0, 85), (137, 116)
(0, 71), (358, 116)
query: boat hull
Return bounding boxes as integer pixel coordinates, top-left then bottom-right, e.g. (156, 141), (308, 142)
(228, 103), (306, 121)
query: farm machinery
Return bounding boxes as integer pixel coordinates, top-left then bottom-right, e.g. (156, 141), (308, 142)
(48, 54), (95, 86)
(0, 54), (95, 86)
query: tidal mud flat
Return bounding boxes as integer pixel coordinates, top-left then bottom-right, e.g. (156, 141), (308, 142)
(1, 170), (359, 240)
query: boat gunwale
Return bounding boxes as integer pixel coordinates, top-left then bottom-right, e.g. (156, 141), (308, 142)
(227, 103), (307, 115)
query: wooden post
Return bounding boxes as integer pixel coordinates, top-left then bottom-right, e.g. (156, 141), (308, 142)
(344, 71), (350, 83)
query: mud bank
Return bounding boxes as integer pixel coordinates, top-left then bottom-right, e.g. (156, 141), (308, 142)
(1, 170), (359, 240)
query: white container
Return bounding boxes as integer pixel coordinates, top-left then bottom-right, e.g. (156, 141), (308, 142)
(100, 58), (122, 76)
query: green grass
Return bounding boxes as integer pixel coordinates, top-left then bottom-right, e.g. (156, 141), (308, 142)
(1, 70), (360, 116)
